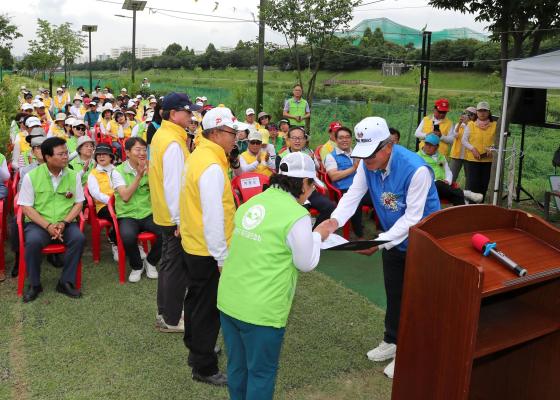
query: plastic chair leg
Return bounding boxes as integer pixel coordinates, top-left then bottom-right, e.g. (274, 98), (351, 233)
(343, 223), (351, 240)
(91, 225), (101, 263)
(118, 245), (126, 285)
(17, 252), (25, 297)
(76, 261), (82, 290)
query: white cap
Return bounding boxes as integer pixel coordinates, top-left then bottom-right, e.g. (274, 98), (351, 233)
(127, 99), (136, 108)
(101, 104), (114, 113)
(247, 130), (263, 142)
(55, 112), (67, 122)
(121, 88), (127, 92)
(34, 101), (45, 108)
(195, 101), (204, 107)
(202, 107), (250, 131)
(72, 119), (86, 127)
(76, 135), (95, 150)
(200, 96), (207, 102)
(56, 87), (63, 92)
(351, 117), (391, 159)
(34, 95), (43, 101)
(89, 101), (97, 106)
(20, 85), (26, 90)
(21, 103), (34, 111)
(73, 95), (83, 102)
(278, 152), (325, 188)
(149, 98), (157, 104)
(136, 95), (142, 99)
(145, 111), (154, 122)
(245, 108), (255, 116)
(105, 93), (114, 99)
(25, 116), (41, 128)
(65, 117), (77, 126)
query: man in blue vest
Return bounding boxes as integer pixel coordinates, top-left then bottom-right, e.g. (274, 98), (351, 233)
(317, 117), (440, 379)
(17, 137), (86, 303)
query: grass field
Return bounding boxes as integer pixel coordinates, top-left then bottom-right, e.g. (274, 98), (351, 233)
(0, 239), (393, 400)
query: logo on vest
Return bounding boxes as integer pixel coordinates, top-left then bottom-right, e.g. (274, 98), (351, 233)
(241, 205), (266, 230)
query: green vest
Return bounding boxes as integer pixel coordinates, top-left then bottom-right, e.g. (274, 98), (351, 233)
(417, 150), (446, 181)
(67, 136), (77, 154)
(287, 97), (308, 127)
(0, 153), (5, 166)
(114, 162), (152, 220)
(70, 157), (92, 185)
(27, 164), (78, 223)
(217, 187), (309, 328)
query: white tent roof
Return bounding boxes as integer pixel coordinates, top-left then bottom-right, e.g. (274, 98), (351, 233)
(505, 50), (560, 89)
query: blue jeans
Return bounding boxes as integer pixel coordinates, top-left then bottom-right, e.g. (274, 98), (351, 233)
(220, 312), (285, 400)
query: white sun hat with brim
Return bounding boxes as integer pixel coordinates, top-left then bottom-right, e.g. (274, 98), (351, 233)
(278, 151), (325, 188)
(351, 116), (391, 159)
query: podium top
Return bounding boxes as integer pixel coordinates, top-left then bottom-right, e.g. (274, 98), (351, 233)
(412, 205), (560, 295)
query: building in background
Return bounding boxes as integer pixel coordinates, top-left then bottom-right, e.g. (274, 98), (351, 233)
(110, 45), (162, 59)
(96, 54), (111, 61)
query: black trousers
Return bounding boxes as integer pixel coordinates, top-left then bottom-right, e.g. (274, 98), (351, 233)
(182, 252), (221, 376)
(435, 180), (465, 206)
(464, 161), (492, 202)
(307, 191), (336, 228)
(117, 215), (162, 270)
(382, 247), (407, 345)
(97, 206), (117, 243)
(157, 226), (189, 326)
(340, 189), (373, 237)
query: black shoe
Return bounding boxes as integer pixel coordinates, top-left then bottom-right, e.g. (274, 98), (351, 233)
(47, 254), (64, 269)
(11, 261), (19, 278)
(192, 371), (227, 387)
(56, 281), (82, 299)
(23, 285), (43, 303)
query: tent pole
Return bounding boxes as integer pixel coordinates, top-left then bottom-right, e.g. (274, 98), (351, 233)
(493, 86), (510, 205)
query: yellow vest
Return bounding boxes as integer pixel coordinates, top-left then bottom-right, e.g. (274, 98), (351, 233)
(19, 131), (31, 153)
(420, 116), (453, 156)
(320, 139), (335, 161)
(90, 168), (114, 212)
(43, 97), (52, 109)
(109, 120), (135, 140)
(149, 120), (190, 226)
(53, 95), (66, 110)
(180, 137), (235, 256)
(240, 150), (273, 177)
(464, 120), (497, 162)
(136, 106), (144, 122)
(50, 124), (67, 139)
(450, 123), (464, 159)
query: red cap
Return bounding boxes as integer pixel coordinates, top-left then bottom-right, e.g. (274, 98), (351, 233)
(434, 98), (449, 112)
(471, 233), (490, 253)
(329, 121), (342, 133)
(83, 97), (91, 105)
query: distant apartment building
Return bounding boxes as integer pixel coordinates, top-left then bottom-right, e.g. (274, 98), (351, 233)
(110, 45), (162, 59)
(96, 54), (111, 61)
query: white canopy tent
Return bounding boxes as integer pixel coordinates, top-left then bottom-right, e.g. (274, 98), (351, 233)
(493, 50), (560, 205)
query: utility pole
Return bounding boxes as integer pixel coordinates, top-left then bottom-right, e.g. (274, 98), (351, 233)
(122, 0), (146, 84)
(82, 25), (98, 93)
(415, 30), (432, 151)
(256, 0), (266, 113)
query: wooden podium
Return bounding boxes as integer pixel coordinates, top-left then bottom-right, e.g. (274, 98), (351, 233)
(391, 205), (560, 400)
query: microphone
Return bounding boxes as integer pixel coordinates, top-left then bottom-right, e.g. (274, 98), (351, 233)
(471, 233), (528, 277)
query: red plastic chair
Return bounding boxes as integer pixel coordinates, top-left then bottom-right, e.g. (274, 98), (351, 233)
(107, 195), (157, 284)
(231, 173), (270, 205)
(15, 197), (85, 297)
(84, 187), (113, 263)
(314, 145), (326, 175)
(2, 179), (11, 242)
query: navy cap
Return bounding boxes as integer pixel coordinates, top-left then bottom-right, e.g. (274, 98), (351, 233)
(161, 92), (202, 112)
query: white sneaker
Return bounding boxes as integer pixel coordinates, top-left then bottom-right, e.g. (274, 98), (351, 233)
(464, 190), (484, 204)
(128, 267), (143, 283)
(138, 245), (147, 260)
(383, 359), (395, 379)
(155, 314), (184, 333)
(111, 244), (119, 262)
(366, 341), (396, 362)
(144, 259), (158, 279)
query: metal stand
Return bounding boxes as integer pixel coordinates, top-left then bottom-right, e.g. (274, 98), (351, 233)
(515, 124), (544, 208)
(415, 31), (432, 151)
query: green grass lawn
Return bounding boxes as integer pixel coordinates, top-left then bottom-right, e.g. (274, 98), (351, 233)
(0, 238), (393, 400)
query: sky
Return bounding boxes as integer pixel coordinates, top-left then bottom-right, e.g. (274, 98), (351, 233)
(4, 0), (490, 58)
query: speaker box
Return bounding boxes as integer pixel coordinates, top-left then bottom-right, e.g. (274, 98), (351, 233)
(508, 88), (547, 125)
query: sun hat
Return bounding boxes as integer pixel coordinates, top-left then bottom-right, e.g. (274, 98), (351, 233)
(76, 135), (95, 151)
(476, 101), (490, 111)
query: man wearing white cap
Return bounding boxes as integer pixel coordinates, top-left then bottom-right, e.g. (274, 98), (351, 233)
(244, 108), (259, 131)
(238, 130), (275, 176)
(70, 96), (85, 118)
(317, 116), (441, 379)
(34, 101), (52, 123)
(12, 117), (42, 170)
(178, 106), (243, 386)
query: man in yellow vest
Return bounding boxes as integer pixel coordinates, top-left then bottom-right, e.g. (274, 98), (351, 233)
(17, 137), (86, 302)
(238, 130), (275, 176)
(149, 92), (202, 333)
(414, 98), (454, 156)
(179, 106), (240, 386)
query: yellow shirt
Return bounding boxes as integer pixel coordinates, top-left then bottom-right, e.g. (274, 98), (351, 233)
(240, 150), (273, 177)
(149, 120), (190, 226)
(90, 168), (114, 213)
(180, 137), (235, 256)
(419, 116), (453, 156)
(464, 120), (497, 162)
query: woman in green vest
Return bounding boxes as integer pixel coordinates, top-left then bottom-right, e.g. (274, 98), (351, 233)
(70, 135), (95, 185)
(111, 137), (162, 283)
(217, 152), (329, 400)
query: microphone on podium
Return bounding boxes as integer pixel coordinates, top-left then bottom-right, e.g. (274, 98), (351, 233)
(471, 233), (528, 277)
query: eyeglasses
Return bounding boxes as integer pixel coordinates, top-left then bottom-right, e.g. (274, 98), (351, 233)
(290, 136), (305, 142)
(75, 126), (86, 131)
(337, 135), (352, 140)
(249, 140), (262, 145)
(219, 128), (237, 137)
(54, 151), (69, 157)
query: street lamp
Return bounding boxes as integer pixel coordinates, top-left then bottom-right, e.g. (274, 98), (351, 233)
(122, 0), (147, 84)
(81, 25), (98, 93)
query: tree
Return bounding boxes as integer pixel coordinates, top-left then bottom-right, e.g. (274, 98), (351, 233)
(0, 14), (21, 68)
(116, 51), (133, 69)
(27, 19), (63, 88)
(262, 0), (359, 118)
(57, 22), (85, 84)
(163, 42), (183, 57)
(429, 0), (560, 80)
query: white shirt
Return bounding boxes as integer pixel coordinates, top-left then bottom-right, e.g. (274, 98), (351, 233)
(69, 105), (82, 118)
(18, 167), (85, 207)
(111, 161), (135, 189)
(0, 158), (10, 182)
(199, 164), (228, 266)
(324, 147), (352, 172)
(461, 124), (475, 151)
(87, 164), (115, 205)
(239, 150), (276, 174)
(285, 215), (322, 272)
(330, 157), (433, 250)
(162, 142), (184, 226)
(415, 116), (454, 145)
